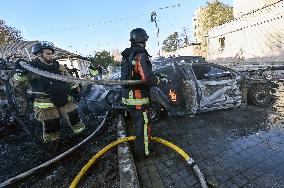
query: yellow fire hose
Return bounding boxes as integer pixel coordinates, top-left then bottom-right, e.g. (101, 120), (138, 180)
(70, 136), (208, 188)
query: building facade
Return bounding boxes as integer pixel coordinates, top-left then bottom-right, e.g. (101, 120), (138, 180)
(57, 58), (90, 78)
(208, 0), (284, 63)
(192, 8), (202, 43)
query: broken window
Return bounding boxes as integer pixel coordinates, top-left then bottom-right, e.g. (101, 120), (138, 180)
(192, 64), (232, 80)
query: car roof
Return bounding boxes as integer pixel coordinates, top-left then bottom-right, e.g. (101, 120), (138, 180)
(154, 57), (239, 75)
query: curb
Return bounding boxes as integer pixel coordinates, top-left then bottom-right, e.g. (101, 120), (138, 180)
(117, 114), (140, 188)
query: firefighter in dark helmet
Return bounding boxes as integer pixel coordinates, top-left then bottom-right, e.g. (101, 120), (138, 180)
(13, 41), (85, 144)
(121, 28), (168, 159)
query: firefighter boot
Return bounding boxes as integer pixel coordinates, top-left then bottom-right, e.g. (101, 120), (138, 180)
(71, 121), (85, 134)
(42, 132), (60, 143)
(66, 109), (85, 134)
(42, 118), (60, 144)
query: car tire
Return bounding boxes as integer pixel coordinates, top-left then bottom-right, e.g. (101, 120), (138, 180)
(248, 84), (272, 106)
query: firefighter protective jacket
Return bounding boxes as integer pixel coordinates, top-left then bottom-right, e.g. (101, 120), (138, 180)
(121, 45), (160, 110)
(13, 58), (71, 107)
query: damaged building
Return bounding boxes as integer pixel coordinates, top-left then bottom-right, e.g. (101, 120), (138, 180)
(208, 0), (284, 64)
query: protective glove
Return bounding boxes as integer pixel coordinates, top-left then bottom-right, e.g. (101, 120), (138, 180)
(15, 59), (28, 75)
(156, 73), (169, 85)
(160, 77), (169, 85)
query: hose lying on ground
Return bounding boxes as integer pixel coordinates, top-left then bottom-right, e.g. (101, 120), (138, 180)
(70, 136), (208, 188)
(0, 112), (108, 188)
(20, 61), (141, 86)
(152, 137), (208, 188)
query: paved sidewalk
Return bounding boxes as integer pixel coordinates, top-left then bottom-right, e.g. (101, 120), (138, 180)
(136, 105), (284, 188)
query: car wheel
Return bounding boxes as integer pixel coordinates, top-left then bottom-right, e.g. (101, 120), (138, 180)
(248, 84), (272, 106)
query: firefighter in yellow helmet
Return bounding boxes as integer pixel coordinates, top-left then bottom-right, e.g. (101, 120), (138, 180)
(13, 41), (85, 144)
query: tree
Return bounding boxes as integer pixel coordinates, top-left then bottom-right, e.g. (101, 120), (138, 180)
(162, 32), (183, 52)
(87, 50), (115, 67)
(0, 20), (23, 46)
(196, 0), (233, 58)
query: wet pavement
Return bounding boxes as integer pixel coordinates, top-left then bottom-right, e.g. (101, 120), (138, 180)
(136, 85), (284, 188)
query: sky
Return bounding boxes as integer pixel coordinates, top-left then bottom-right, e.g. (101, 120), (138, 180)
(1, 0), (232, 57)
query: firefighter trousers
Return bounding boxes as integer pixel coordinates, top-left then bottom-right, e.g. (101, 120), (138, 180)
(128, 109), (150, 158)
(34, 99), (85, 142)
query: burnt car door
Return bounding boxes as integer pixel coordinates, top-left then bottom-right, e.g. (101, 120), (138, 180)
(177, 63), (198, 115)
(151, 65), (184, 115)
(191, 64), (242, 112)
(151, 63), (198, 116)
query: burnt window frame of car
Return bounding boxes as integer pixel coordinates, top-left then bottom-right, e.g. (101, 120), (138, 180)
(191, 63), (234, 81)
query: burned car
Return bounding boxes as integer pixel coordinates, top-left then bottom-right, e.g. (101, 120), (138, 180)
(88, 56), (279, 120)
(84, 72), (123, 114)
(149, 58), (278, 119)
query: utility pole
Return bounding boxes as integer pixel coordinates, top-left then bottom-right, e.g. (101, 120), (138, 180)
(183, 27), (190, 46)
(151, 11), (160, 57)
(150, 4), (181, 57)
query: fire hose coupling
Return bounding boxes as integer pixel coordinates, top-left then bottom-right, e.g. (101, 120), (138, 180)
(187, 158), (195, 166)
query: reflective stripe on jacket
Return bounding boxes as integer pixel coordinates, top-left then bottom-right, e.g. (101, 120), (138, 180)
(34, 96), (73, 109)
(122, 97), (149, 106)
(34, 102), (54, 109)
(13, 73), (28, 83)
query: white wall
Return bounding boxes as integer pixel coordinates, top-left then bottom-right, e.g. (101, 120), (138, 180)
(233, 0), (266, 18)
(233, 0), (281, 18)
(192, 8), (202, 42)
(58, 58), (91, 78)
(208, 0), (284, 63)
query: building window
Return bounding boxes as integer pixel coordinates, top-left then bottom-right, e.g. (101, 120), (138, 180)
(219, 37), (225, 50)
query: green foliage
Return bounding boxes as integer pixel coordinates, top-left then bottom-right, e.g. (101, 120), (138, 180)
(197, 0), (233, 57)
(162, 32), (183, 52)
(200, 1), (233, 31)
(87, 50), (115, 67)
(0, 20), (23, 46)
